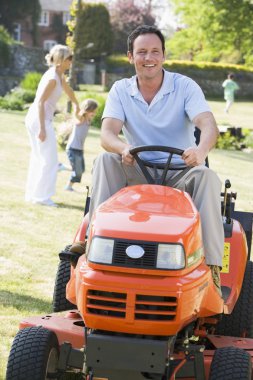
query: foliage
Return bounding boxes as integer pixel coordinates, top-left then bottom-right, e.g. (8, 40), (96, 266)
(87, 93), (106, 129)
(0, 71), (42, 110)
(168, 0), (253, 65)
(20, 72), (42, 91)
(11, 88), (36, 103)
(0, 0), (41, 46)
(216, 128), (253, 151)
(106, 54), (253, 77)
(244, 131), (253, 149)
(0, 93), (23, 110)
(67, 2), (113, 60)
(109, 0), (156, 53)
(0, 26), (14, 68)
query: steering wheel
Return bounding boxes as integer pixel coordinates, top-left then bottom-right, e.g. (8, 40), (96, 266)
(129, 145), (190, 186)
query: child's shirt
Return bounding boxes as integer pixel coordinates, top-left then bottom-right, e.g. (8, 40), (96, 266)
(66, 120), (90, 151)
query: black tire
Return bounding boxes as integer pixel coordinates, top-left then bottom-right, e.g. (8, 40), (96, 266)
(6, 326), (59, 380)
(209, 346), (251, 380)
(216, 261), (253, 337)
(52, 259), (76, 312)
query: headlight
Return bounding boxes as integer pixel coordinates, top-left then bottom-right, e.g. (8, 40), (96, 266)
(157, 244), (185, 269)
(88, 237), (114, 264)
(187, 247), (204, 267)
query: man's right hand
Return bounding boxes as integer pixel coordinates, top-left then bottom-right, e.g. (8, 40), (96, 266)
(121, 146), (134, 166)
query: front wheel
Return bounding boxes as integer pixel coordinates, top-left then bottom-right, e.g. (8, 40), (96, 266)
(6, 326), (59, 380)
(52, 259), (76, 312)
(209, 346), (252, 380)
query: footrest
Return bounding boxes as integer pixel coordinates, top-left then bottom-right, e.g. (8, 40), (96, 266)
(59, 245), (83, 265)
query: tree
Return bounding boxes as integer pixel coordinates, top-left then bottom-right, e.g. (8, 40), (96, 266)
(168, 0), (253, 65)
(109, 0), (156, 53)
(0, 0), (41, 45)
(0, 26), (14, 68)
(67, 1), (113, 61)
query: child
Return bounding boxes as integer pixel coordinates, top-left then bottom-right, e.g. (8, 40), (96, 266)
(222, 73), (239, 113)
(65, 98), (98, 191)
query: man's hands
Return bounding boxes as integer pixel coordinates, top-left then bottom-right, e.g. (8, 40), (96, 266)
(121, 145), (208, 167)
(182, 146), (207, 167)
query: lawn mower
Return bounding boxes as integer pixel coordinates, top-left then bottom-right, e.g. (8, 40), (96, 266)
(6, 146), (253, 380)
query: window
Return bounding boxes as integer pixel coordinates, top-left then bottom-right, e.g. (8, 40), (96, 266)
(43, 40), (57, 51)
(13, 23), (21, 41)
(38, 11), (49, 26)
(63, 11), (71, 25)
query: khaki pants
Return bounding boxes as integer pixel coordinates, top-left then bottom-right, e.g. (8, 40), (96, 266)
(90, 152), (224, 267)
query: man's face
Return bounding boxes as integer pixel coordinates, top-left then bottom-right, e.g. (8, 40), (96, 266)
(128, 33), (165, 79)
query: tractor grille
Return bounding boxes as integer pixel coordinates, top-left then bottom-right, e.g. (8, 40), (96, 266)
(112, 239), (157, 269)
(135, 294), (177, 321)
(87, 290), (177, 321)
(87, 290), (127, 318)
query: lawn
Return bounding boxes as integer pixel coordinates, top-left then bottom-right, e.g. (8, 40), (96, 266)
(0, 104), (252, 379)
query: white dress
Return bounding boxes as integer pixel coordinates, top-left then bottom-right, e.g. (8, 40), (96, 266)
(25, 67), (62, 203)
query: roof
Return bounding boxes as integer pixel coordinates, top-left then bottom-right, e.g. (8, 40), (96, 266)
(40, 0), (72, 12)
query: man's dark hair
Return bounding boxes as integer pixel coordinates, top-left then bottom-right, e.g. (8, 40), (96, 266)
(127, 25), (165, 54)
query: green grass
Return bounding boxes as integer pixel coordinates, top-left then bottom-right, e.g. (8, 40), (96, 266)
(0, 105), (252, 379)
(208, 99), (253, 130)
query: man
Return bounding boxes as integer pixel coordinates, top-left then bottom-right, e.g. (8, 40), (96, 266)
(88, 25), (224, 294)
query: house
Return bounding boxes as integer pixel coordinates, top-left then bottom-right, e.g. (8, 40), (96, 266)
(13, 0), (111, 50)
(13, 0), (72, 50)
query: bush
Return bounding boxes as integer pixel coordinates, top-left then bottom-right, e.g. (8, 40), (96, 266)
(0, 97), (9, 109)
(11, 87), (35, 103)
(216, 128), (252, 151)
(216, 132), (242, 150)
(0, 93), (23, 110)
(244, 131), (253, 149)
(20, 72), (42, 91)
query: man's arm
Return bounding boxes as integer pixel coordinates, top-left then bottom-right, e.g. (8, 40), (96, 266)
(101, 117), (134, 166)
(182, 111), (219, 166)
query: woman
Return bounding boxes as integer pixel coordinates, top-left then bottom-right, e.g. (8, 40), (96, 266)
(25, 44), (79, 207)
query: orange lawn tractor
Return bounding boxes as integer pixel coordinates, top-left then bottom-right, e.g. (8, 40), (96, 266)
(6, 146), (253, 380)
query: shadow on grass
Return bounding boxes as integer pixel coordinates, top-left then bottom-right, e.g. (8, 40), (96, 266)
(0, 290), (52, 314)
(57, 203), (85, 212)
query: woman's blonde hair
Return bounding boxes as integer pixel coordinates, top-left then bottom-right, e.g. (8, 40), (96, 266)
(80, 98), (98, 116)
(45, 44), (73, 67)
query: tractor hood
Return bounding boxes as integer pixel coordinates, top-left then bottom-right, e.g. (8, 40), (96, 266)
(90, 185), (202, 253)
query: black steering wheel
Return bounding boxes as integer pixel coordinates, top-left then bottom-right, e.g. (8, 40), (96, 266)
(129, 145), (190, 186)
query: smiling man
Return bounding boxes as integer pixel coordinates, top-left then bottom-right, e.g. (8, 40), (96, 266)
(89, 25), (224, 295)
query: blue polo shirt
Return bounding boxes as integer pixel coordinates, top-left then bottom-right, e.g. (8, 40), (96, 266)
(102, 70), (211, 164)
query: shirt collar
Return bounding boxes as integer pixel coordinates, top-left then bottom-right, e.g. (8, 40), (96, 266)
(128, 69), (175, 99)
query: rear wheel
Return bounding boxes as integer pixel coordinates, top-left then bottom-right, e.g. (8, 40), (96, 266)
(52, 259), (76, 312)
(6, 326), (59, 380)
(216, 261), (253, 337)
(209, 346), (251, 380)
